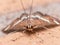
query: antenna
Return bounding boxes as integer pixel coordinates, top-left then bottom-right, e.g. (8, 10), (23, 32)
(27, 0), (33, 29)
(20, 0), (26, 13)
(29, 0), (33, 15)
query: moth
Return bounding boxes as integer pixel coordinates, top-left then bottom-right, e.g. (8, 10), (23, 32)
(2, 11), (60, 34)
(2, 0), (60, 34)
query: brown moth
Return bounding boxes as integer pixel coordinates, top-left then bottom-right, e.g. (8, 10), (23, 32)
(2, 11), (60, 34)
(2, 0), (60, 34)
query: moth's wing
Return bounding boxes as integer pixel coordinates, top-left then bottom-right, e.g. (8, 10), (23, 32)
(2, 18), (24, 33)
(32, 11), (51, 26)
(32, 12), (60, 29)
(34, 11), (60, 26)
(2, 13), (28, 34)
(43, 14), (60, 26)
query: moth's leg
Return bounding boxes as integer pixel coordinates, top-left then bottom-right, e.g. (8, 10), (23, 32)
(33, 24), (48, 30)
(42, 26), (48, 30)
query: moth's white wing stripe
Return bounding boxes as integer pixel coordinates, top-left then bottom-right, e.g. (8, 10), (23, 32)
(54, 20), (60, 25)
(4, 25), (10, 31)
(12, 16), (27, 27)
(12, 20), (22, 27)
(31, 15), (50, 23)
